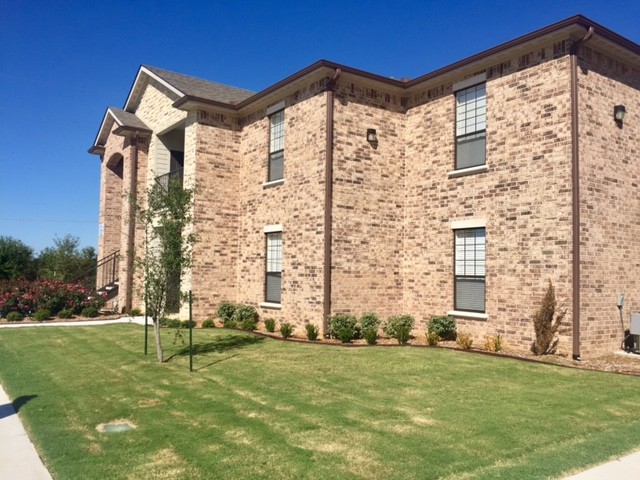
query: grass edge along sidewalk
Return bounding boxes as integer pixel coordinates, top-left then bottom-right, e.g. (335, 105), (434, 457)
(1, 325), (640, 479)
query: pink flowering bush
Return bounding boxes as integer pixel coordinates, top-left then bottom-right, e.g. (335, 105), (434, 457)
(0, 280), (105, 318)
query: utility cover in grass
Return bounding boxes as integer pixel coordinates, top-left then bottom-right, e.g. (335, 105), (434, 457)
(96, 420), (136, 433)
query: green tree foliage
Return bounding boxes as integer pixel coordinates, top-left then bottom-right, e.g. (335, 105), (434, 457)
(134, 178), (196, 363)
(37, 235), (96, 284)
(0, 236), (35, 280)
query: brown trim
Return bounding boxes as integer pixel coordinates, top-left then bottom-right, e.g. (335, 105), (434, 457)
(323, 69), (341, 336)
(570, 26), (594, 361)
(167, 16), (640, 116)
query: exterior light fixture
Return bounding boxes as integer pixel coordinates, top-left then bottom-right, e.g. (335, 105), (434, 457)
(614, 105), (626, 123)
(366, 128), (377, 142)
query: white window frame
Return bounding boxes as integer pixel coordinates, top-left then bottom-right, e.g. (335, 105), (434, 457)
(454, 227), (486, 313)
(264, 226), (283, 304)
(268, 109), (284, 182)
(455, 80), (486, 170)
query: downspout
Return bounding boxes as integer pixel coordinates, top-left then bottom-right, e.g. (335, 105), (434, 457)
(323, 68), (341, 336)
(570, 26), (594, 361)
(125, 134), (139, 313)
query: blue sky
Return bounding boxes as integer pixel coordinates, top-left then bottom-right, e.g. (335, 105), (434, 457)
(1, 0), (638, 254)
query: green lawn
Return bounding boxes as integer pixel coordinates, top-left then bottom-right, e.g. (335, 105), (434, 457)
(1, 326), (640, 479)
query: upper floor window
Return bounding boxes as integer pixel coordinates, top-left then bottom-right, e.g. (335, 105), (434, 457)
(454, 227), (486, 313)
(455, 83), (486, 170)
(269, 109), (285, 181)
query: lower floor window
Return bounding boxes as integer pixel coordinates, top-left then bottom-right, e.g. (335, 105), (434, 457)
(454, 228), (486, 312)
(265, 232), (282, 303)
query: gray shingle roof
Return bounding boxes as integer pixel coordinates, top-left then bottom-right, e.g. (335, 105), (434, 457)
(143, 65), (255, 105)
(109, 107), (150, 131)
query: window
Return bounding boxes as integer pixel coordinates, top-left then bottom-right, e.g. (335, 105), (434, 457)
(268, 109), (284, 181)
(454, 228), (485, 312)
(455, 83), (486, 169)
(265, 231), (282, 303)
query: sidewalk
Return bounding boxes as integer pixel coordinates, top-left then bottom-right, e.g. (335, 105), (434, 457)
(0, 316), (148, 329)
(0, 385), (53, 480)
(563, 450), (640, 479)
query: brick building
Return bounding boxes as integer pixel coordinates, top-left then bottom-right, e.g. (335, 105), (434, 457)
(89, 15), (640, 358)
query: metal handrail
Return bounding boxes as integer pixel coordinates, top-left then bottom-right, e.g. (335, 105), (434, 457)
(155, 169), (184, 191)
(96, 250), (120, 291)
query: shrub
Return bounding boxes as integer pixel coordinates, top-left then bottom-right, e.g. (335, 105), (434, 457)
(0, 279), (105, 317)
(58, 309), (73, 319)
(360, 312), (380, 332)
(33, 309), (51, 322)
(129, 308), (142, 317)
(216, 301), (237, 324)
(181, 320), (196, 329)
(456, 332), (473, 349)
(428, 315), (456, 340)
(330, 314), (357, 343)
(264, 318), (276, 333)
(161, 318), (181, 328)
(532, 280), (566, 355)
(81, 306), (100, 318)
(305, 323), (319, 341)
(280, 323), (293, 339)
(383, 315), (415, 340)
(233, 304), (258, 331)
(426, 331), (440, 346)
(202, 318), (215, 328)
(395, 325), (411, 345)
(363, 327), (378, 345)
(6, 311), (22, 322)
(484, 334), (503, 352)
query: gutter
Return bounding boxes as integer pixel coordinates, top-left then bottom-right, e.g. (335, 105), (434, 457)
(570, 25), (594, 361)
(323, 68), (341, 336)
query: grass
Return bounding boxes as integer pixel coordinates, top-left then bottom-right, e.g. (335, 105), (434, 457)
(0, 326), (640, 479)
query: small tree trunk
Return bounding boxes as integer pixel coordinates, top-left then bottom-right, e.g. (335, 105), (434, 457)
(153, 320), (164, 363)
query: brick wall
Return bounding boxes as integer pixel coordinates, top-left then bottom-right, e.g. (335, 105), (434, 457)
(330, 83), (405, 319)
(236, 82), (328, 331)
(577, 46), (640, 356)
(404, 53), (575, 353)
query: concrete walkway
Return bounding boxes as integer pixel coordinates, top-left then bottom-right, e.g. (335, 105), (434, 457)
(0, 316), (639, 479)
(0, 384), (53, 480)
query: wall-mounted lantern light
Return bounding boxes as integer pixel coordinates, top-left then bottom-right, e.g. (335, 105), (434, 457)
(366, 128), (377, 143)
(614, 105), (626, 124)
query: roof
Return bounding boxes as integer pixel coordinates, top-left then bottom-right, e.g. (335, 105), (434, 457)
(124, 65), (255, 112)
(91, 14), (640, 155)
(89, 107), (151, 154)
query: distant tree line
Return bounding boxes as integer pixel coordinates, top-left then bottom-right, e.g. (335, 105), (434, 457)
(0, 235), (97, 285)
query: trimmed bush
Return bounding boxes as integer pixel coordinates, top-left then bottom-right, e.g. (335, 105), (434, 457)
(456, 332), (473, 349)
(34, 309), (51, 322)
(161, 318), (181, 328)
(202, 318), (215, 328)
(129, 308), (143, 317)
(383, 315), (415, 340)
(280, 323), (293, 339)
(264, 318), (276, 333)
(532, 280), (565, 355)
(216, 301), (237, 325)
(395, 325), (411, 345)
(428, 315), (456, 341)
(330, 314), (357, 343)
(363, 327), (378, 345)
(181, 320), (196, 329)
(81, 306), (100, 318)
(6, 311), (22, 322)
(305, 323), (319, 341)
(233, 305), (258, 331)
(58, 309), (73, 319)
(426, 331), (440, 346)
(360, 312), (380, 332)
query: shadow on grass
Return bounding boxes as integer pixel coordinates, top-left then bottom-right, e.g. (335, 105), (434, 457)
(0, 394), (38, 420)
(165, 333), (264, 363)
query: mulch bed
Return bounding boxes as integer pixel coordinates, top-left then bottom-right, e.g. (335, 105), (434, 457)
(3, 315), (640, 376)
